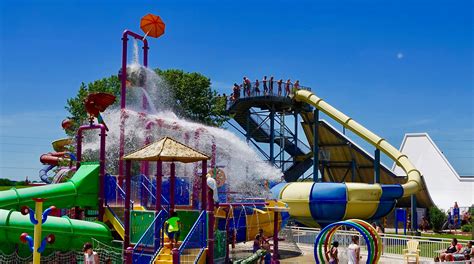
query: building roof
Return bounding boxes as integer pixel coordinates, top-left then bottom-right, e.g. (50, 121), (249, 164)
(123, 136), (210, 163)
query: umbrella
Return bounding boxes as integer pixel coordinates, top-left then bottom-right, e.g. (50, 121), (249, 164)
(140, 14), (165, 38)
(84, 92), (116, 130)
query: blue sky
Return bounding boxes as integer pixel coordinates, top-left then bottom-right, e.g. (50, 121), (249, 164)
(0, 0), (472, 181)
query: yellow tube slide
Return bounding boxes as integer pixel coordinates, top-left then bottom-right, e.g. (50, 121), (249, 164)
(293, 90), (422, 196)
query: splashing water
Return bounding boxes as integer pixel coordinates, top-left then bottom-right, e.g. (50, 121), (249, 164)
(81, 44), (281, 198)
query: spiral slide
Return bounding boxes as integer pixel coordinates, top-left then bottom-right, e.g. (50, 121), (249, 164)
(271, 90), (423, 226)
(39, 138), (75, 184)
(0, 163), (113, 251)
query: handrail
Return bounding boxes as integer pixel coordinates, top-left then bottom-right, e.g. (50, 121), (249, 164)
(227, 81), (311, 108)
(249, 109), (311, 153)
(293, 89), (422, 196)
(194, 248), (206, 263)
(177, 211), (207, 262)
(105, 205), (124, 228)
(133, 210), (168, 263)
(105, 174), (134, 208)
(116, 181), (134, 209)
(138, 174), (170, 211)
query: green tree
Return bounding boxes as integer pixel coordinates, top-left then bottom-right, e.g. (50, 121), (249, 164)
(429, 206), (447, 232)
(65, 69), (228, 134)
(65, 76), (121, 134)
(0, 178), (13, 186)
(156, 69), (228, 126)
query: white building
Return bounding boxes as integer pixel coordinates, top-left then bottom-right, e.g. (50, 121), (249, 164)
(393, 133), (474, 211)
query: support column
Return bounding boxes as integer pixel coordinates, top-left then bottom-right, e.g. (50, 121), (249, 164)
(313, 109), (319, 182)
(155, 161), (163, 211)
(119, 33), (129, 187)
(270, 108), (275, 164)
(321, 162), (325, 182)
(294, 111), (298, 156)
(201, 160), (208, 211)
(411, 195), (418, 232)
(374, 149), (380, 184)
(351, 159), (356, 182)
(207, 181), (215, 264)
(272, 211), (280, 263)
(170, 162), (176, 213)
(124, 160), (132, 249)
(246, 112), (251, 143)
(98, 127), (106, 221)
(225, 209), (230, 264)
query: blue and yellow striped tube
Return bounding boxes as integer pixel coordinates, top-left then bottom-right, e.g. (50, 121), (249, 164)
(271, 182), (403, 226)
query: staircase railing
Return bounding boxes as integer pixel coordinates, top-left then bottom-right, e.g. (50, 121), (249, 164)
(132, 209), (168, 264)
(105, 204), (125, 229)
(176, 210), (207, 263)
(105, 174), (134, 209)
(249, 109), (311, 154)
(138, 174), (170, 212)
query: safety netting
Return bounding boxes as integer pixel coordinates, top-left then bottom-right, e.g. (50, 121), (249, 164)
(0, 239), (123, 263)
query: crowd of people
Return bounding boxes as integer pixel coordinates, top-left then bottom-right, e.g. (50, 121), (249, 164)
(229, 76), (301, 102)
(436, 239), (474, 262)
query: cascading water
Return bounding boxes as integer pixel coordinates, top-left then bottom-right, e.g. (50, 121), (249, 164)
(81, 43), (282, 199)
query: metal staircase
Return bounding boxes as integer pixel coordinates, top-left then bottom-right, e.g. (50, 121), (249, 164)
(228, 95), (313, 182)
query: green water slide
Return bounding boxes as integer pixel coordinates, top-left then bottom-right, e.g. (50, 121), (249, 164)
(0, 162), (113, 252)
(0, 162), (99, 210)
(0, 209), (113, 251)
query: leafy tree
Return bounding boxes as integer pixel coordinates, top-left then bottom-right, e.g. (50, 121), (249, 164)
(65, 76), (121, 135)
(429, 206), (447, 232)
(65, 69), (228, 134)
(156, 69), (228, 126)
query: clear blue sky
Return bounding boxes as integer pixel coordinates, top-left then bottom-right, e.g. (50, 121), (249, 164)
(0, 0), (472, 181)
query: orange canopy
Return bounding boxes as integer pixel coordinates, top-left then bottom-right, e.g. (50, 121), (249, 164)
(140, 14), (165, 38)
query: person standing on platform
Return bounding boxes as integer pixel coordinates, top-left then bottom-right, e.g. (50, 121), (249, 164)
(262, 76), (268, 95)
(277, 79), (283, 96)
(233, 83), (240, 101)
(244, 77), (251, 97)
(293, 80), (300, 92)
(255, 79), (260, 95)
(285, 79), (291, 96)
(269, 76), (274, 95)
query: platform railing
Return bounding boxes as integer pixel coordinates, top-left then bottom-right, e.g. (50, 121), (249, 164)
(227, 81), (311, 108)
(137, 174), (170, 212)
(104, 174), (134, 209)
(132, 210), (168, 264)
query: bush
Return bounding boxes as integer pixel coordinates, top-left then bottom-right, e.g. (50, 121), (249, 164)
(429, 206), (447, 232)
(0, 178), (13, 186)
(461, 224), (472, 232)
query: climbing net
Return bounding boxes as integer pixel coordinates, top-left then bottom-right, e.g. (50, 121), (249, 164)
(0, 239), (123, 264)
(314, 219), (382, 264)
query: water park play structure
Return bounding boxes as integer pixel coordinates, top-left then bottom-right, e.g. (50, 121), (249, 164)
(313, 219), (382, 264)
(0, 14), (437, 264)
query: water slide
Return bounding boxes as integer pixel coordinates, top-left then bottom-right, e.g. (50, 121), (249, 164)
(0, 163), (113, 251)
(0, 209), (112, 251)
(39, 138), (75, 184)
(271, 90), (423, 226)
